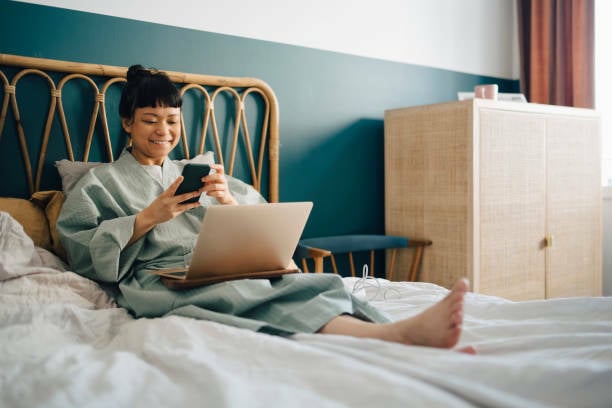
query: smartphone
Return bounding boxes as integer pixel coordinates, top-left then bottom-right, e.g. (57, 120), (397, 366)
(175, 163), (211, 203)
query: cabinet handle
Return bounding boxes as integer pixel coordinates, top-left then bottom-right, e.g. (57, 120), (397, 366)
(544, 235), (554, 247)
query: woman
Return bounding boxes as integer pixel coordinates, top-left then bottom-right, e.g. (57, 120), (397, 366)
(57, 65), (471, 350)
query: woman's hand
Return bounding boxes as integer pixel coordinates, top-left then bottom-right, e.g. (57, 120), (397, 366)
(127, 165), (236, 246)
(128, 176), (202, 245)
(201, 164), (237, 205)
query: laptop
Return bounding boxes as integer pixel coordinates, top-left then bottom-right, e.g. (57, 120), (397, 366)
(149, 202), (313, 289)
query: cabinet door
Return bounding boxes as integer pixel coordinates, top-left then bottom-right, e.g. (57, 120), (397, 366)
(385, 103), (472, 288)
(478, 109), (547, 300)
(546, 116), (602, 297)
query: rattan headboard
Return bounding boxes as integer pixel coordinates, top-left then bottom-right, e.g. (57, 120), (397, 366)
(0, 54), (279, 202)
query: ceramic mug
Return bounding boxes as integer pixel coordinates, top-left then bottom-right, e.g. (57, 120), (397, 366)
(474, 84), (498, 100)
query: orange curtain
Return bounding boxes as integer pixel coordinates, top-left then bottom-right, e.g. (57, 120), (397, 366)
(517, 0), (595, 108)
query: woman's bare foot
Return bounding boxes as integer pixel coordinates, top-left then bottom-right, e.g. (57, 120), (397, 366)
(320, 278), (471, 351)
(386, 278), (470, 348)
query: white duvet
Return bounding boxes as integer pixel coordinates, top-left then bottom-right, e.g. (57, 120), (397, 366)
(1, 212), (611, 408)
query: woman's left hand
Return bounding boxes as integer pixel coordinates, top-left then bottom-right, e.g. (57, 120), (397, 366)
(201, 164), (237, 205)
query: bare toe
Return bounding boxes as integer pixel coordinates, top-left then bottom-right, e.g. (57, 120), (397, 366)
(452, 278), (470, 293)
(456, 345), (477, 354)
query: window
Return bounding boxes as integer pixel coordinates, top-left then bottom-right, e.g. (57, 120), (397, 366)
(596, 0), (612, 191)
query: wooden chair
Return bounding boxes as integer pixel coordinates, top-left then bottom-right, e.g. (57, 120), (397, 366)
(294, 234), (432, 281)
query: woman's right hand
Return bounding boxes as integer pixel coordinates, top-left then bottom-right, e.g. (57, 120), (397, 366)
(128, 176), (202, 245)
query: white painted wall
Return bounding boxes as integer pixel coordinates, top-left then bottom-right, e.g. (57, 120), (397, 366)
(14, 0), (520, 79)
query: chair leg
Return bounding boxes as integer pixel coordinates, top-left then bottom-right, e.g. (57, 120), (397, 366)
(331, 254), (338, 274)
(387, 249), (398, 281)
(408, 246), (424, 282)
(369, 250), (375, 277)
(349, 253), (356, 277)
(314, 256), (324, 273)
(301, 259), (310, 273)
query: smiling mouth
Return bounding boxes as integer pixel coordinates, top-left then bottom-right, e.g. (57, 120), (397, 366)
(150, 140), (171, 145)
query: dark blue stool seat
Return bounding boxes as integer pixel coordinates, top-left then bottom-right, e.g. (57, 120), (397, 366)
(294, 234), (431, 281)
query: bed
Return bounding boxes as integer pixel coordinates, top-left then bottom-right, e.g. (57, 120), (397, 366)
(1, 54), (611, 408)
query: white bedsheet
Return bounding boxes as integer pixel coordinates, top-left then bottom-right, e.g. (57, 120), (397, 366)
(1, 212), (611, 408)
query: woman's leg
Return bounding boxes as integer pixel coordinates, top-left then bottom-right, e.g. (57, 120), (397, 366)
(319, 278), (470, 350)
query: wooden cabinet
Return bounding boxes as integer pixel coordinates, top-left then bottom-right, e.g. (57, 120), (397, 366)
(384, 99), (602, 300)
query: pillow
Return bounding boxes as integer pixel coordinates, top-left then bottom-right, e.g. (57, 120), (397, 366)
(0, 191), (68, 262)
(31, 190), (66, 261)
(55, 160), (101, 193)
(0, 197), (51, 251)
(55, 152), (216, 194)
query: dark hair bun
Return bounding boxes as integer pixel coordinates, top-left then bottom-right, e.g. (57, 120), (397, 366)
(119, 64), (181, 119)
(126, 65), (149, 83)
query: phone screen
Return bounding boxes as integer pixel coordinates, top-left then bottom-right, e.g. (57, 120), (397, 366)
(175, 163), (211, 203)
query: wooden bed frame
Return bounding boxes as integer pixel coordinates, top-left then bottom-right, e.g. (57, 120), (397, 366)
(0, 53), (279, 202)
(0, 53), (344, 274)
(0, 53), (431, 280)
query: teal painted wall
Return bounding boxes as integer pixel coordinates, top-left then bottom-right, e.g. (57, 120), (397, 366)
(0, 0), (519, 240)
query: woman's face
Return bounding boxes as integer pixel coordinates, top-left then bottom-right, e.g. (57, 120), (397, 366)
(122, 106), (181, 165)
